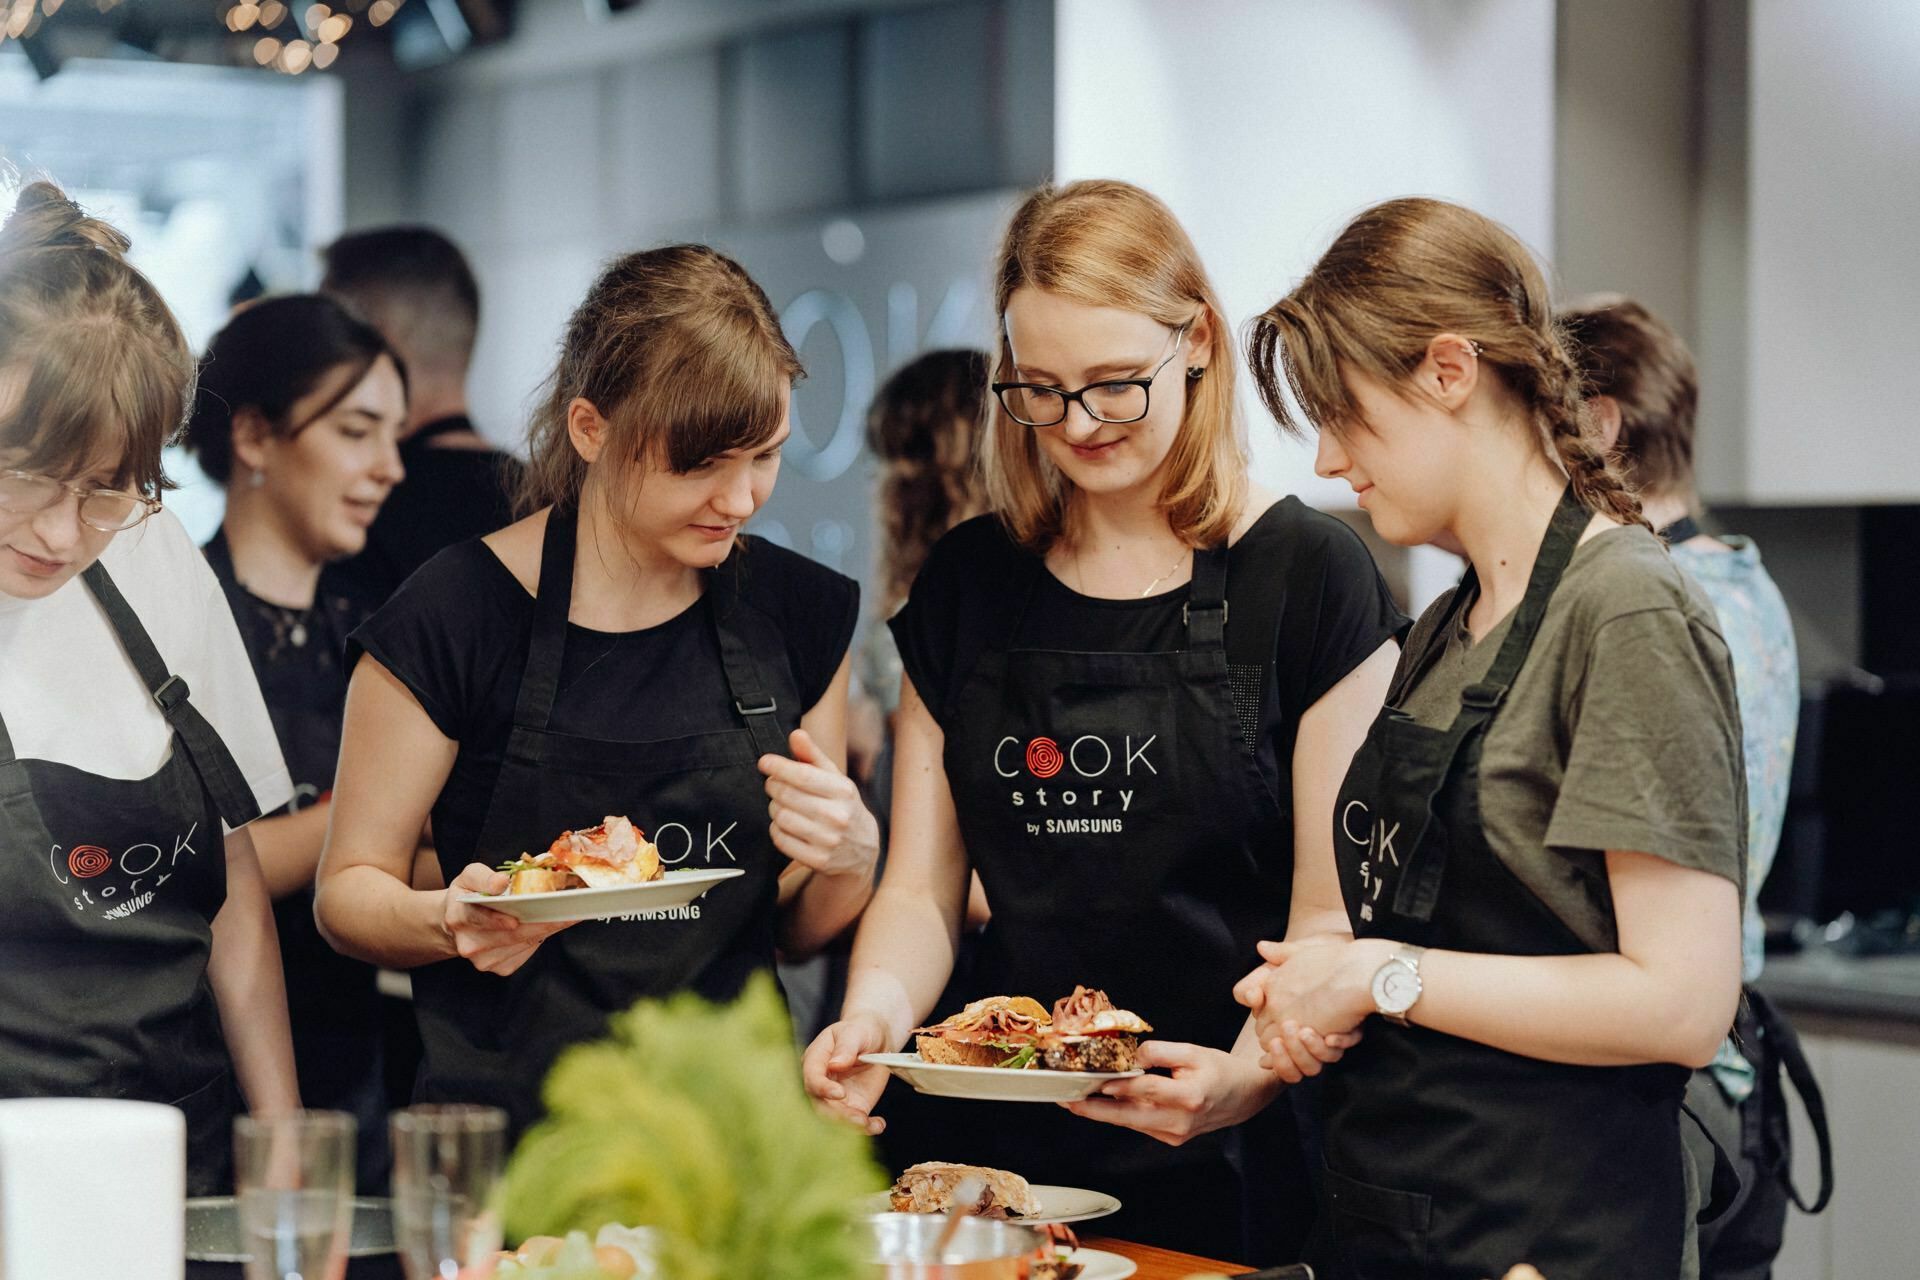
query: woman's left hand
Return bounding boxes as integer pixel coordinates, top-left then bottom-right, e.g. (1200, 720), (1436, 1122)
(1235, 936), (1389, 1064)
(759, 728), (880, 882)
(1061, 1040), (1287, 1146)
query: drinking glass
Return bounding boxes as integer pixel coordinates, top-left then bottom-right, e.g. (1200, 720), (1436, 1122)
(390, 1104), (507, 1280)
(234, 1110), (357, 1280)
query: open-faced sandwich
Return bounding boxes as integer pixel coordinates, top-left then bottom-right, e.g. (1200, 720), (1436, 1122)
(911, 995), (1053, 1069)
(497, 815), (663, 894)
(888, 1162), (1041, 1219)
(1035, 986), (1153, 1074)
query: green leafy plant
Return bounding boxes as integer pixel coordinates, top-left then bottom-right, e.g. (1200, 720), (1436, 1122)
(498, 973), (888, 1280)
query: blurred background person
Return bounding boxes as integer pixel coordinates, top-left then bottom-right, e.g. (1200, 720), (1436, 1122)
(184, 292), (409, 1191)
(1563, 294), (1830, 1279)
(0, 182), (299, 1194)
(320, 226), (523, 600)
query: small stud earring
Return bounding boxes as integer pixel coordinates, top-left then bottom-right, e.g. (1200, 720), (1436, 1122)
(1187, 366), (1205, 380)
(247, 468), (266, 490)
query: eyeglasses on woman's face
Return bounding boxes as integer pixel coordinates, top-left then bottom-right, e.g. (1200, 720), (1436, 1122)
(0, 469), (161, 533)
(993, 323), (1190, 428)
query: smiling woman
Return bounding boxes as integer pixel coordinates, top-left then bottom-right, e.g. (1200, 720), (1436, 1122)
(181, 293), (410, 1191)
(0, 181), (300, 1195)
(313, 243), (881, 1138)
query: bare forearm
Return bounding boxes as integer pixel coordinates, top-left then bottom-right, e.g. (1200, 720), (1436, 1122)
(1414, 948), (1736, 1068)
(841, 881), (963, 1044)
(209, 841), (300, 1116)
(249, 802), (333, 900)
(315, 863), (456, 969)
(782, 864), (876, 958)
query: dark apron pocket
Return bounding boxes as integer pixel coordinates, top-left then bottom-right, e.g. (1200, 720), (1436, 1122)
(1324, 1164), (1431, 1279)
(173, 1069), (239, 1197)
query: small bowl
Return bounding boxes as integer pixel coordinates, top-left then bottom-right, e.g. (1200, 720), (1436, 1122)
(860, 1211), (1046, 1278)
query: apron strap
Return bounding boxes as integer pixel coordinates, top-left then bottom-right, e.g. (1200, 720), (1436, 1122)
(1747, 989), (1835, 1213)
(79, 562), (261, 828)
(1658, 515), (1702, 546)
(1183, 543), (1228, 651)
(1388, 487), (1588, 921)
(705, 552), (792, 760)
(509, 503), (578, 733)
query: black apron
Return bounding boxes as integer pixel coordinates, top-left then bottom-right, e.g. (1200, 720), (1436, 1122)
(920, 543), (1311, 1262)
(1313, 491), (1708, 1280)
(0, 562), (262, 1196)
(409, 506), (792, 1135)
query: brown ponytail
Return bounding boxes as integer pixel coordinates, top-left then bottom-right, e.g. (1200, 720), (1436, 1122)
(866, 348), (989, 614)
(1247, 196), (1647, 530)
(517, 244), (801, 517)
(0, 181), (193, 495)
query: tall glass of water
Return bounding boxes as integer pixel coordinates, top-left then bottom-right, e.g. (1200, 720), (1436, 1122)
(390, 1104), (507, 1280)
(234, 1110), (356, 1280)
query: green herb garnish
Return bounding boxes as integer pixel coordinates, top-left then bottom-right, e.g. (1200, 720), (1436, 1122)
(996, 1044), (1037, 1070)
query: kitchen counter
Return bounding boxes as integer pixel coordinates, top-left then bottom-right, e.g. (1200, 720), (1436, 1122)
(1754, 948), (1920, 1031)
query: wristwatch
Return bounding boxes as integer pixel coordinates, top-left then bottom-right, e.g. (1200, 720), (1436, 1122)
(1370, 945), (1426, 1026)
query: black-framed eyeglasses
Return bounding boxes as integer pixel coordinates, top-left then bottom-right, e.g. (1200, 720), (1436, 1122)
(0, 469), (162, 533)
(993, 323), (1190, 428)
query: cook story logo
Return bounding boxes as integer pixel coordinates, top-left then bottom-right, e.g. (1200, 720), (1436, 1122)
(47, 823), (203, 920)
(994, 731), (1159, 836)
(1340, 798), (1403, 923)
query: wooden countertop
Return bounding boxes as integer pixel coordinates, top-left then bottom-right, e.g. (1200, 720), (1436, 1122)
(1082, 1236), (1252, 1279)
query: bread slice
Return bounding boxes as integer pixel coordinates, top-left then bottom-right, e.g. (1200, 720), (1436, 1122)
(509, 867), (585, 895)
(888, 1163), (1041, 1218)
(914, 1035), (1015, 1068)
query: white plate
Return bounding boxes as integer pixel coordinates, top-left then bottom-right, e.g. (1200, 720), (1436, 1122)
(858, 1053), (1142, 1103)
(457, 868), (745, 923)
(861, 1184), (1122, 1227)
(1061, 1247), (1136, 1280)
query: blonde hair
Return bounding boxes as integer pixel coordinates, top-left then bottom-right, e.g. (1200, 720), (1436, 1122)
(518, 244), (802, 516)
(0, 182), (194, 495)
(1248, 197), (1645, 529)
(984, 180), (1246, 552)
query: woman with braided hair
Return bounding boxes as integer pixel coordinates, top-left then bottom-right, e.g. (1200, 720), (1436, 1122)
(1233, 198), (1747, 1280)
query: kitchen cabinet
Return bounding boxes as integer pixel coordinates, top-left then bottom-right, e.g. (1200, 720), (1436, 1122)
(1772, 1016), (1920, 1277)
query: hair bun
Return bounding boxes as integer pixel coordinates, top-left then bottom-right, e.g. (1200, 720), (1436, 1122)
(0, 181), (132, 260)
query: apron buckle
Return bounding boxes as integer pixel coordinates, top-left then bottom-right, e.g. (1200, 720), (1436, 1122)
(1181, 601), (1228, 627)
(734, 696), (777, 717)
(1459, 682), (1505, 711)
(152, 674), (192, 713)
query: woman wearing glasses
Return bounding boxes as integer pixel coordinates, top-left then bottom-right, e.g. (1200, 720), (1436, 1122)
(803, 180), (1404, 1261)
(0, 184), (299, 1192)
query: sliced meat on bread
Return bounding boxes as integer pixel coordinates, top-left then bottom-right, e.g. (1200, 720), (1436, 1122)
(888, 1163), (1040, 1218)
(914, 1035), (1017, 1069)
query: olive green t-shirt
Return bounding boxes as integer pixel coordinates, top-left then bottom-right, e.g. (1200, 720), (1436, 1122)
(1396, 524), (1747, 952)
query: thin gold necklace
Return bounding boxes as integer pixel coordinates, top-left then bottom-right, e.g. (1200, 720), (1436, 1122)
(1075, 542), (1189, 598)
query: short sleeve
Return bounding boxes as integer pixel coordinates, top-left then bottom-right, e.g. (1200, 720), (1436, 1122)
(1271, 511), (1409, 715)
(1544, 607), (1746, 887)
(886, 516), (1014, 725)
(347, 542), (516, 742)
(168, 528), (292, 824)
(781, 561), (860, 712)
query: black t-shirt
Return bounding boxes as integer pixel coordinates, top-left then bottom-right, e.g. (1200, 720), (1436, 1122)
(336, 415), (526, 603)
(891, 499), (1408, 795)
(349, 535), (859, 875)
(200, 532), (382, 1100)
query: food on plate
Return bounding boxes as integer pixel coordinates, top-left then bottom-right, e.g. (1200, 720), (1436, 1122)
(496, 1229), (644, 1279)
(496, 816), (663, 894)
(888, 1162), (1042, 1218)
(1029, 1224), (1086, 1280)
(911, 995), (1053, 1068)
(1035, 986), (1153, 1073)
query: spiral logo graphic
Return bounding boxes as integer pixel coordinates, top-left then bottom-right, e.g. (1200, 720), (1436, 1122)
(1025, 737), (1064, 779)
(68, 845), (112, 879)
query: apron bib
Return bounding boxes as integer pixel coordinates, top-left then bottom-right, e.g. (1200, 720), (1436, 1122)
(0, 563), (261, 1195)
(410, 507), (793, 1135)
(925, 544), (1311, 1261)
(1314, 490), (1707, 1280)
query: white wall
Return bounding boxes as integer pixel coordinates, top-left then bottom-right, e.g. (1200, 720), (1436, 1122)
(1054, 0), (1555, 608)
(1054, 0), (1556, 511)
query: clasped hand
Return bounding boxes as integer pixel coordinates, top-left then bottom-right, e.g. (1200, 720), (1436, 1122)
(759, 728), (880, 882)
(1233, 934), (1392, 1082)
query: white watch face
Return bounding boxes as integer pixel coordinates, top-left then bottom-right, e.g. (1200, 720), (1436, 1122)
(1373, 960), (1420, 1014)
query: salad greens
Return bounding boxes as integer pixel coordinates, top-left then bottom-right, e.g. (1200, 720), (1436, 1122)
(498, 973), (887, 1280)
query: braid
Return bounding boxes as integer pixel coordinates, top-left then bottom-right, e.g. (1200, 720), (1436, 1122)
(1533, 335), (1649, 531)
